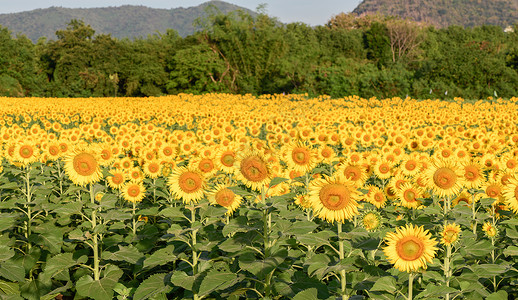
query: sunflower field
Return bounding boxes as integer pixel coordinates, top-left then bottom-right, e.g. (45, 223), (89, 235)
(0, 94), (517, 300)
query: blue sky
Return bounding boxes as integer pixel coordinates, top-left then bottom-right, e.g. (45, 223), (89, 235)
(0, 0), (363, 25)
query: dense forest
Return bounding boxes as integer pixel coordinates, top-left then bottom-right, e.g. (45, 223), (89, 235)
(2, 8), (518, 99)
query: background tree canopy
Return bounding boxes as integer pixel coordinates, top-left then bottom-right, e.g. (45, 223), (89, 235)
(1, 7), (518, 99)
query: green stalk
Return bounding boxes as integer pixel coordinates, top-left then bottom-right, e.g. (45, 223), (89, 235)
(444, 244), (451, 300)
(471, 193), (477, 235)
(408, 273), (415, 300)
(338, 222), (348, 299)
(24, 166), (32, 251)
(263, 205), (272, 297)
(89, 184), (100, 281)
(132, 201), (137, 235)
(190, 203), (199, 300)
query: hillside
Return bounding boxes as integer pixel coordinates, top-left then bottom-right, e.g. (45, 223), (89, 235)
(0, 1), (254, 42)
(353, 0), (518, 28)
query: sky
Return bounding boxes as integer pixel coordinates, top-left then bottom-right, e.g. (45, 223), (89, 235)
(0, 0), (363, 26)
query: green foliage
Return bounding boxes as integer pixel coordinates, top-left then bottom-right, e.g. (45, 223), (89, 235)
(2, 6), (518, 99)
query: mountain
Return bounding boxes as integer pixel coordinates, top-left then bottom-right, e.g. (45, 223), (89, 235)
(352, 0), (518, 28)
(0, 1), (254, 42)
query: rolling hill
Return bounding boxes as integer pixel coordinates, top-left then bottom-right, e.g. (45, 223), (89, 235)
(352, 0), (518, 28)
(0, 1), (254, 42)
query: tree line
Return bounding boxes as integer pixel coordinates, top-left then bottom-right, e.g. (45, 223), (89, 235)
(2, 8), (518, 99)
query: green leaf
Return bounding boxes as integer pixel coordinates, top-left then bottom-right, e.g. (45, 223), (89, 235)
(461, 239), (493, 257)
(0, 245), (14, 262)
(134, 273), (173, 300)
(296, 230), (334, 248)
(99, 193), (118, 209)
(292, 288), (318, 300)
(416, 284), (458, 299)
(0, 260), (25, 282)
(76, 265), (123, 300)
(503, 245), (518, 256)
(51, 201), (82, 215)
(0, 215), (16, 232)
(137, 207), (160, 216)
(159, 207), (187, 219)
(470, 264), (509, 277)
(143, 245), (176, 269)
(102, 245), (143, 264)
(42, 252), (87, 282)
(370, 276), (396, 293)
(486, 290), (508, 300)
(0, 182), (19, 189)
(198, 269), (237, 297)
(0, 279), (20, 295)
(304, 253), (331, 280)
(286, 221), (318, 235)
(239, 249), (287, 279)
(170, 271), (195, 291)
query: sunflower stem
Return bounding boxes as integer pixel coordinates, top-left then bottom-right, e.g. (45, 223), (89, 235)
(89, 184), (100, 281)
(263, 205), (272, 297)
(190, 203), (199, 300)
(337, 222), (348, 299)
(408, 273), (415, 300)
(444, 244), (451, 300)
(471, 193), (477, 235)
(132, 201), (137, 235)
(24, 166), (32, 251)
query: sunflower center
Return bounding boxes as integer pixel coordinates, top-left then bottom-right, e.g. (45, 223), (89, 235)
(73, 153), (98, 176)
(319, 184), (351, 210)
(221, 152), (235, 167)
(216, 189), (235, 207)
(433, 167), (457, 189)
(179, 172), (202, 193)
(20, 146), (34, 158)
(405, 160), (416, 171)
(292, 148), (310, 165)
(404, 190), (416, 202)
(486, 184), (501, 198)
(112, 173), (124, 184)
(128, 185), (140, 197)
(49, 146), (59, 156)
(199, 160), (214, 173)
(240, 156), (268, 182)
(396, 237), (424, 261)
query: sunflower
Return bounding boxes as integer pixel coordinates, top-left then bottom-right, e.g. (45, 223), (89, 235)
(424, 159), (463, 198)
(142, 159), (162, 179)
(318, 145), (337, 164)
(308, 175), (360, 223)
(215, 147), (237, 174)
(190, 156), (218, 177)
(400, 155), (420, 177)
(64, 147), (102, 187)
(122, 181), (146, 203)
(338, 163), (368, 186)
(482, 222), (498, 238)
(365, 185), (388, 208)
(294, 194), (312, 210)
(107, 169), (126, 190)
(234, 150), (272, 191)
(282, 141), (317, 173)
(383, 224), (438, 273)
(168, 166), (206, 203)
(451, 191), (475, 207)
(360, 211), (382, 232)
(441, 223), (461, 245)
(207, 184), (242, 216)
(503, 177), (518, 213)
(460, 160), (485, 190)
(373, 159), (394, 180)
(13, 141), (40, 166)
(396, 183), (423, 209)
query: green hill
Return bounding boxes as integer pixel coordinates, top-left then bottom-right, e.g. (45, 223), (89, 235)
(0, 1), (254, 42)
(352, 0), (518, 28)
